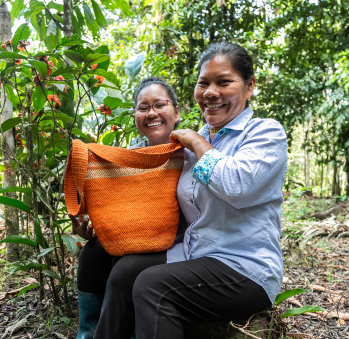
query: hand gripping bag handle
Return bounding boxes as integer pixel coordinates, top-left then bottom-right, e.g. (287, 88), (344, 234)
(64, 139), (183, 216)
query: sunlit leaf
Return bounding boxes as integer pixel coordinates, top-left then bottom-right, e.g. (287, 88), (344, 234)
(125, 52), (146, 81)
(12, 24), (30, 53)
(0, 186), (32, 195)
(0, 117), (22, 132)
(0, 235), (37, 247)
(275, 289), (309, 305)
(0, 196), (30, 213)
(92, 0), (107, 28)
(282, 305), (325, 318)
(61, 234), (78, 254)
(103, 96), (122, 109)
(0, 52), (27, 60)
(28, 59), (48, 77)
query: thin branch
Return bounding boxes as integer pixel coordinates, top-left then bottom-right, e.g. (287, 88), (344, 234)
(45, 8), (65, 32)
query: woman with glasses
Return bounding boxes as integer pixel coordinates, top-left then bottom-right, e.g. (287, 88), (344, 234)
(69, 77), (187, 339)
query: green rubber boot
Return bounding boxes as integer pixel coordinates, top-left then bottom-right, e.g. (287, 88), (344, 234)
(76, 290), (104, 339)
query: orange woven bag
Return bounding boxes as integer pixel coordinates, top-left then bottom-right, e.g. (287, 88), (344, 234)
(64, 139), (184, 256)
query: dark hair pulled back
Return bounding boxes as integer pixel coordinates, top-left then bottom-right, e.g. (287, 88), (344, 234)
(198, 42), (254, 84)
(134, 76), (178, 106)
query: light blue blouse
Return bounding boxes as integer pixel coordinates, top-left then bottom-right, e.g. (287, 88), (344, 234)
(167, 107), (288, 304)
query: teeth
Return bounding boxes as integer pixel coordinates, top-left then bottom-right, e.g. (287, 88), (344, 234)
(206, 104), (224, 108)
(147, 122), (162, 127)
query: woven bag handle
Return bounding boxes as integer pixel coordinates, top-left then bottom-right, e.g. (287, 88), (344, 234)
(64, 140), (88, 216)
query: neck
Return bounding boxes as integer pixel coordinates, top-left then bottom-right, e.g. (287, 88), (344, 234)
(148, 137), (171, 147)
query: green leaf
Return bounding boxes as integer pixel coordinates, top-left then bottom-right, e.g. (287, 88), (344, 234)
(94, 46), (110, 70)
(12, 24), (30, 53)
(43, 138), (69, 152)
(84, 53), (110, 65)
(57, 219), (71, 224)
(42, 269), (61, 281)
(41, 112), (74, 123)
(47, 1), (64, 12)
(75, 6), (85, 27)
(102, 132), (115, 145)
(85, 69), (120, 88)
(63, 50), (84, 66)
(71, 12), (82, 37)
(102, 0), (132, 16)
(33, 218), (46, 248)
(47, 19), (57, 37)
(28, 59), (48, 77)
(56, 35), (87, 48)
(0, 186), (32, 195)
(51, 65), (81, 77)
(11, 0), (26, 25)
(3, 83), (20, 107)
(61, 234), (78, 254)
(282, 305), (325, 318)
(275, 289), (309, 305)
(0, 52), (27, 60)
(17, 283), (40, 296)
(152, 58), (177, 76)
(125, 52), (146, 81)
(0, 235), (37, 247)
(83, 4), (95, 25)
(0, 117), (22, 132)
(0, 196), (30, 213)
(24, 2), (45, 19)
(91, 0), (107, 28)
(37, 247), (55, 259)
(103, 96), (122, 109)
(10, 263), (45, 275)
(32, 86), (47, 113)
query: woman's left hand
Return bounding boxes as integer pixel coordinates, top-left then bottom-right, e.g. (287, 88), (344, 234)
(170, 129), (213, 159)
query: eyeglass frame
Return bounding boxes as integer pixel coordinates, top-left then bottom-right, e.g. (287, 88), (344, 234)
(133, 100), (176, 115)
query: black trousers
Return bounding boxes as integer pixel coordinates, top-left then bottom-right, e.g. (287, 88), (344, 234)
(78, 240), (271, 339)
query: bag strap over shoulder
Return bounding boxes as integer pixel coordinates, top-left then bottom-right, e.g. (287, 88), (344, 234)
(64, 139), (88, 216)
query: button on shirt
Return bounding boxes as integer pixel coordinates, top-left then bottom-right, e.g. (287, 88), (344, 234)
(167, 107), (288, 304)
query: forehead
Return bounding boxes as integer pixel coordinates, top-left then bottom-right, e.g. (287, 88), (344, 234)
(199, 55), (238, 78)
(137, 84), (170, 103)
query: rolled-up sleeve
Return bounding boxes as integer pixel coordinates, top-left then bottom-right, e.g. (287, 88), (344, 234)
(193, 120), (288, 209)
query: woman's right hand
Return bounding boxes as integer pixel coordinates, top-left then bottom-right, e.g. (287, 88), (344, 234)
(68, 213), (96, 240)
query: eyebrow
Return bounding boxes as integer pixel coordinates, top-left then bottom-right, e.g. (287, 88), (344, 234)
(198, 73), (234, 79)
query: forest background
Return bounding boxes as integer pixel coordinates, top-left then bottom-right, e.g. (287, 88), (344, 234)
(0, 0), (348, 338)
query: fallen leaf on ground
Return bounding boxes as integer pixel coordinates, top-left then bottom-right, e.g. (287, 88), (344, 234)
(0, 314), (33, 339)
(336, 319), (345, 326)
(0, 283), (36, 301)
(286, 333), (316, 339)
(310, 284), (343, 295)
(52, 333), (68, 339)
(22, 278), (38, 284)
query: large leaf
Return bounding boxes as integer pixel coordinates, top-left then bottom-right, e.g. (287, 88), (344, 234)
(42, 112), (74, 123)
(275, 289), (309, 305)
(10, 263), (45, 274)
(18, 283), (40, 296)
(0, 52), (27, 60)
(84, 53), (110, 65)
(94, 46), (110, 70)
(0, 186), (32, 195)
(32, 86), (47, 113)
(102, 0), (132, 16)
(11, 0), (26, 25)
(282, 305), (325, 318)
(0, 117), (22, 132)
(28, 59), (48, 77)
(64, 50), (84, 66)
(0, 196), (30, 213)
(12, 24), (30, 53)
(3, 83), (20, 107)
(85, 69), (120, 88)
(46, 19), (57, 37)
(57, 35), (87, 48)
(61, 234), (78, 254)
(125, 52), (146, 81)
(91, 0), (107, 28)
(42, 269), (61, 281)
(83, 4), (95, 25)
(102, 132), (115, 145)
(103, 96), (122, 109)
(51, 65), (81, 77)
(0, 235), (37, 247)
(152, 58), (178, 76)
(47, 1), (64, 11)
(37, 247), (55, 260)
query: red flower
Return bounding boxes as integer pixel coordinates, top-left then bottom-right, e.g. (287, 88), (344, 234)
(47, 61), (54, 76)
(33, 112), (37, 116)
(91, 64), (98, 70)
(34, 161), (38, 169)
(111, 125), (117, 131)
(16, 133), (24, 147)
(94, 75), (104, 87)
(15, 59), (21, 65)
(96, 104), (111, 115)
(18, 40), (30, 52)
(33, 75), (43, 87)
(1, 44), (6, 51)
(47, 94), (61, 109)
(55, 75), (64, 81)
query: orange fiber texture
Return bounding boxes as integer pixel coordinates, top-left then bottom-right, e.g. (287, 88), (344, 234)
(64, 139), (184, 256)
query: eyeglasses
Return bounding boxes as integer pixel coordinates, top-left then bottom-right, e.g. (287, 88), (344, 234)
(133, 100), (175, 115)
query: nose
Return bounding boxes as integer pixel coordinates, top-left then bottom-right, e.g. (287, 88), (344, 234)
(146, 107), (159, 117)
(203, 84), (220, 98)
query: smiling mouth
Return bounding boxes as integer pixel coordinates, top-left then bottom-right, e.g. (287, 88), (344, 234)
(147, 121), (163, 128)
(205, 104), (226, 108)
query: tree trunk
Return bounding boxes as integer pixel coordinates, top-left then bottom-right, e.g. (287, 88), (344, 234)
(0, 0), (20, 262)
(63, 0), (74, 38)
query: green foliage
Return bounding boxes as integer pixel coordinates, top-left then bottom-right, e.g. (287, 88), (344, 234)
(0, 235), (37, 247)
(275, 289), (309, 305)
(0, 196), (30, 213)
(282, 305), (325, 318)
(125, 52), (147, 81)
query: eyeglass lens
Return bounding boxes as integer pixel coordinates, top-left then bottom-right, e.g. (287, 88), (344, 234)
(135, 100), (169, 114)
